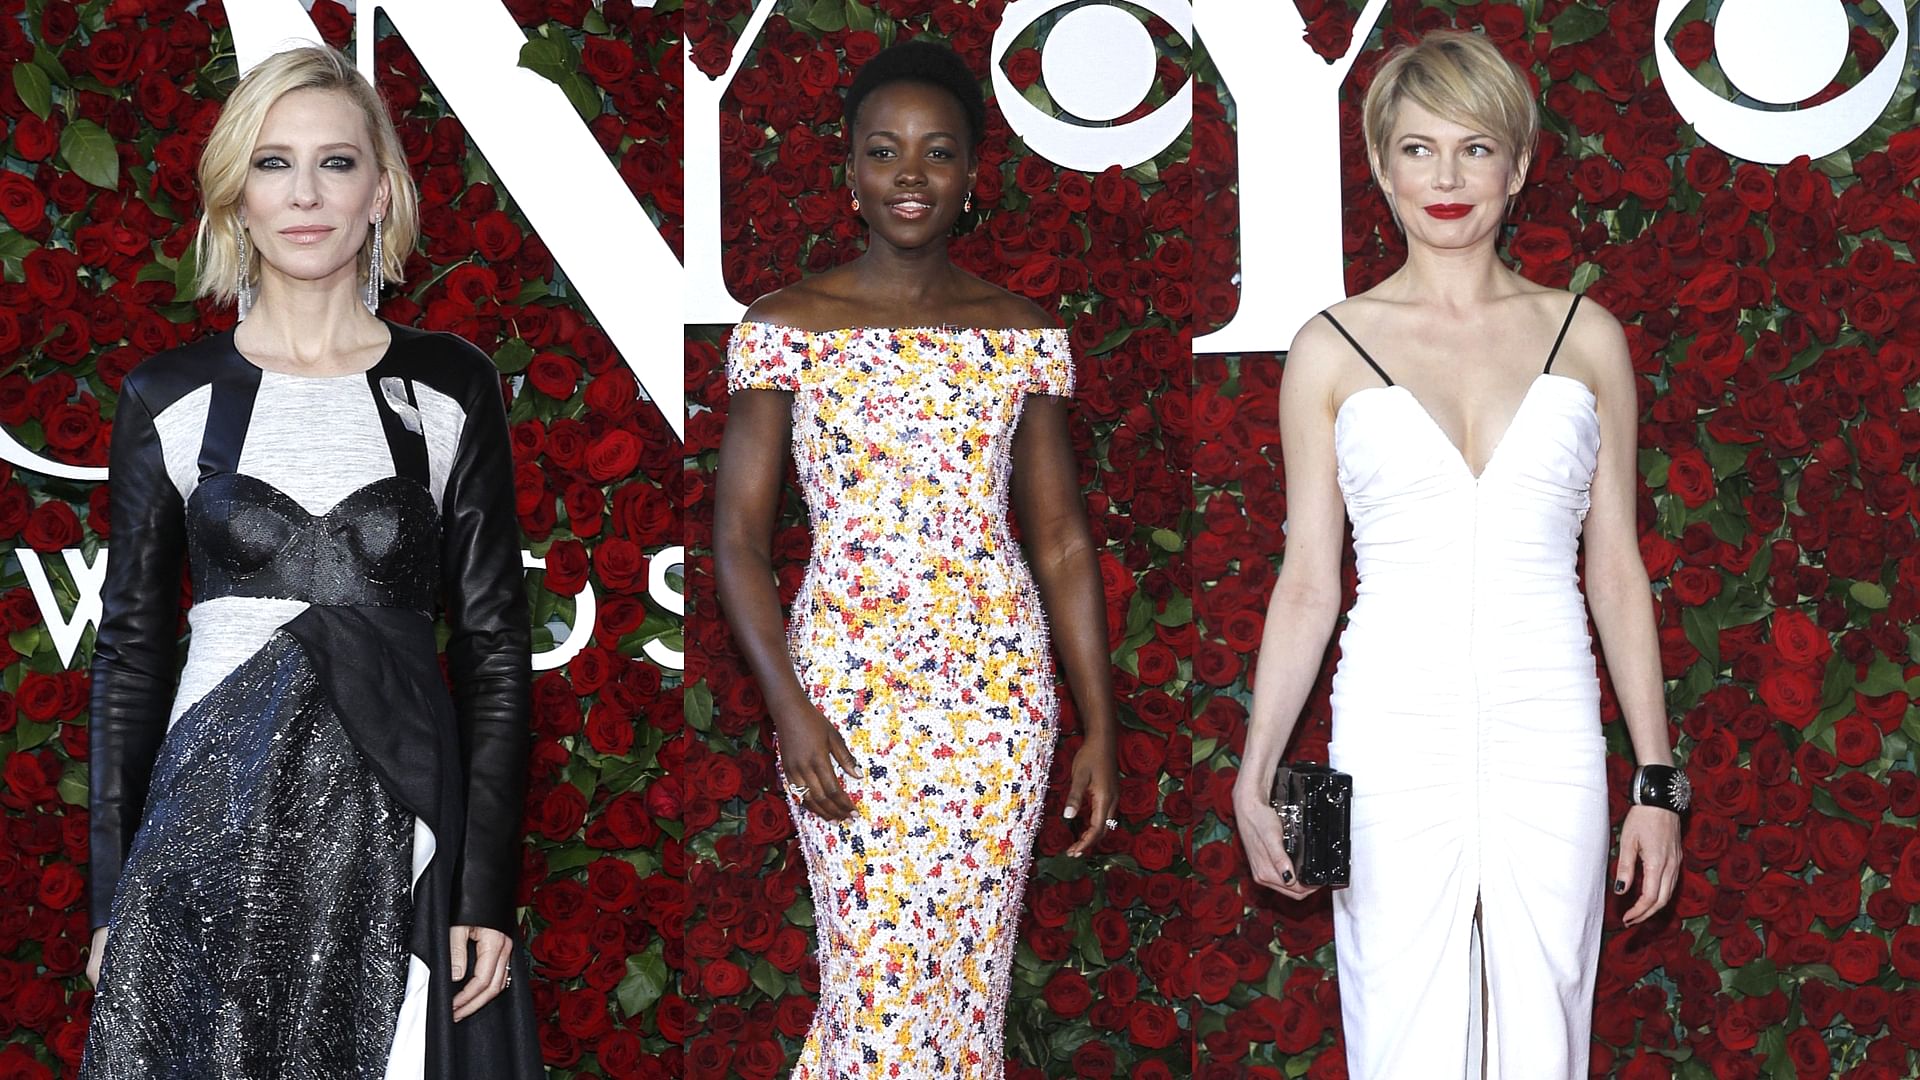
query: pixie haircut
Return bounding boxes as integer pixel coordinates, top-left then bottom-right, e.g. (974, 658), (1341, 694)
(195, 45), (419, 306)
(1361, 30), (1539, 182)
(842, 39), (987, 150)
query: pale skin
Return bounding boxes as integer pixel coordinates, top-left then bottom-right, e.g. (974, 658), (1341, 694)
(86, 86), (511, 1021)
(1232, 100), (1682, 926)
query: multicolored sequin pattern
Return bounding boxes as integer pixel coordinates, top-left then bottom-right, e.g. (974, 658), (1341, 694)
(727, 322), (1074, 1079)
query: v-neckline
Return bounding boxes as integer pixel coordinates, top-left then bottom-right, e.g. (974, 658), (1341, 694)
(1342, 372), (1588, 484)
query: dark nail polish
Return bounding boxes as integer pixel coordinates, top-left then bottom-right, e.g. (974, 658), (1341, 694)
(1281, 870), (1294, 884)
(1613, 879), (1625, 894)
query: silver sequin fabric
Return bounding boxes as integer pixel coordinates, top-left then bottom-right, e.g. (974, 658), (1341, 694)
(83, 631), (412, 1079)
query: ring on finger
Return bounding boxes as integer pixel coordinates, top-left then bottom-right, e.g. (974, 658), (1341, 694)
(785, 780), (810, 801)
(1103, 818), (1119, 831)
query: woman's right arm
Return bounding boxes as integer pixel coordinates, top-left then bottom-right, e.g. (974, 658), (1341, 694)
(711, 386), (859, 822)
(1230, 322), (1350, 899)
(88, 377), (187, 978)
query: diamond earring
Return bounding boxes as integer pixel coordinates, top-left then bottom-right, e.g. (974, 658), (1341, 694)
(964, 191), (972, 213)
(235, 216), (253, 321)
(365, 215), (383, 315)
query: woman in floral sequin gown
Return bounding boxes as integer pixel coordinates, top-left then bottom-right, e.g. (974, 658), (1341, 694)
(713, 41), (1120, 1080)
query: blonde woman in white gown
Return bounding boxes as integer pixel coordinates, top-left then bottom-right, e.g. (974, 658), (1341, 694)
(1231, 31), (1685, 1079)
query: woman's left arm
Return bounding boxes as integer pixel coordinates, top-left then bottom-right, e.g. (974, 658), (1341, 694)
(440, 353), (534, 1016)
(1011, 392), (1118, 858)
(1577, 303), (1681, 926)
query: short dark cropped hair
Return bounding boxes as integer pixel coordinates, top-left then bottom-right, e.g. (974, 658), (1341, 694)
(842, 38), (987, 150)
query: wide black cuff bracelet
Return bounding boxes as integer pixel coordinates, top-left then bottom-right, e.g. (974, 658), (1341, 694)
(1631, 764), (1691, 812)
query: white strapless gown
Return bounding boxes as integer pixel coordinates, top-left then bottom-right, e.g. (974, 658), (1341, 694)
(1327, 371), (1608, 1079)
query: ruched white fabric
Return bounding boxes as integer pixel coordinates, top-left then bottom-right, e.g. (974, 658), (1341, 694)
(1325, 311), (1609, 1080)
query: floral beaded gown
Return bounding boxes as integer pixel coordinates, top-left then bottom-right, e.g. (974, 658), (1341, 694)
(83, 323), (544, 1080)
(1321, 297), (1609, 1079)
(727, 321), (1072, 1080)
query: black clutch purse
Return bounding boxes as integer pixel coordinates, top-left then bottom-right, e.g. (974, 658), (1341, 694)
(1268, 762), (1353, 887)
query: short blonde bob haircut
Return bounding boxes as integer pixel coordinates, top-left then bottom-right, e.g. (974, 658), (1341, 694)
(195, 45), (419, 306)
(1361, 30), (1539, 185)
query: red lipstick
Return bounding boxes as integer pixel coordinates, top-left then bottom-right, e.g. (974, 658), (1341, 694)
(1423, 203), (1471, 220)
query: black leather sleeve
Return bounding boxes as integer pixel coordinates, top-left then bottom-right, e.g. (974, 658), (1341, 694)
(88, 377), (186, 929)
(440, 360), (532, 934)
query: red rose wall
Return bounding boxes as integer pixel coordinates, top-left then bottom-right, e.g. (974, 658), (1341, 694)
(0, 3), (682, 1078)
(679, 1), (1194, 1076)
(1195, 1), (1920, 1078)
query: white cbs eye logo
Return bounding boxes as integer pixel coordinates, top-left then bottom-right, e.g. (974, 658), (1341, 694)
(989, 0), (1192, 171)
(1654, 0), (1911, 163)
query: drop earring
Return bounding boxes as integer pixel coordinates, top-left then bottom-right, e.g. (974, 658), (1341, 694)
(235, 214), (253, 321)
(850, 193), (861, 213)
(365, 215), (383, 316)
(964, 191), (972, 213)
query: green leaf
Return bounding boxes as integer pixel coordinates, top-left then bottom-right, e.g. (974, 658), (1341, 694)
(558, 72), (603, 123)
(1090, 324), (1134, 356)
(1681, 606), (1720, 670)
(1861, 658), (1905, 697)
(14, 719), (55, 750)
(1849, 582), (1889, 610)
(1150, 528), (1184, 552)
(14, 62), (51, 121)
(59, 119), (118, 190)
(582, 6), (611, 34)
(615, 944), (667, 1016)
(685, 680), (713, 732)
(1727, 957), (1777, 996)
(1547, 4), (1609, 46)
(805, 0), (848, 32)
(517, 36), (574, 86)
(493, 337), (535, 374)
(57, 772), (87, 806)
(171, 240), (198, 302)
(750, 958), (787, 998)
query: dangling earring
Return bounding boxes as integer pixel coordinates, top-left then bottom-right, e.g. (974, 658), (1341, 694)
(235, 213), (253, 321)
(850, 193), (860, 213)
(964, 191), (972, 213)
(365, 215), (383, 316)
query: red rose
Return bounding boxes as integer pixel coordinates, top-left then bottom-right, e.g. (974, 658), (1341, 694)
(35, 862), (83, 909)
(581, 38), (635, 84)
(541, 539), (590, 595)
(85, 28), (138, 87)
(471, 211), (522, 262)
(1041, 969), (1091, 1016)
(1126, 1002), (1179, 1048)
(534, 783), (588, 841)
(584, 702), (634, 756)
(527, 353), (582, 400)
(530, 927), (592, 978)
(1771, 609), (1830, 665)
(1834, 930), (1888, 984)
(1757, 667), (1819, 728)
(0, 174), (46, 232)
(584, 430), (642, 483)
(1665, 447), (1715, 508)
(592, 537), (645, 592)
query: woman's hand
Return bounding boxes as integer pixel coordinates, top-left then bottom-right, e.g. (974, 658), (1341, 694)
(776, 702), (860, 821)
(1234, 774), (1320, 901)
(1061, 735), (1118, 857)
(450, 925), (513, 1021)
(1614, 805), (1682, 926)
(87, 926), (108, 987)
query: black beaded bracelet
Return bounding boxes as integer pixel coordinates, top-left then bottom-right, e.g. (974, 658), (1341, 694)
(1631, 764), (1691, 812)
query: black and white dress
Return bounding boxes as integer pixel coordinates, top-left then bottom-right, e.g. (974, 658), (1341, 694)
(83, 322), (545, 1079)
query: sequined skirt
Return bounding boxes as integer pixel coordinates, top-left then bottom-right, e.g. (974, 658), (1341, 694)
(83, 629), (413, 1079)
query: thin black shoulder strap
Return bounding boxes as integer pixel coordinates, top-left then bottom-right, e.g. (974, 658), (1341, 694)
(1318, 310), (1394, 387)
(1544, 295), (1582, 374)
